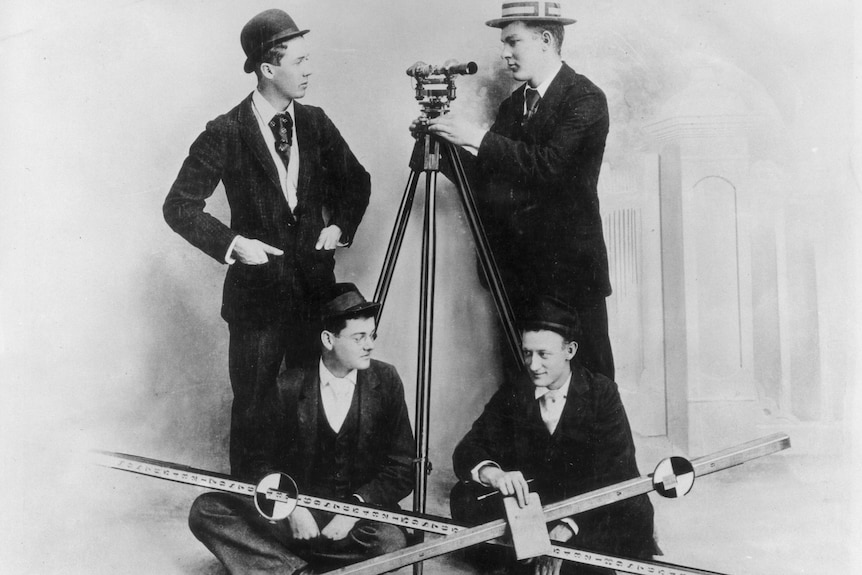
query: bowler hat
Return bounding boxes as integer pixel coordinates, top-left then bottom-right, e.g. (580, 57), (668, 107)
(518, 295), (581, 341)
(486, 1), (576, 28)
(241, 9), (309, 73)
(320, 283), (381, 321)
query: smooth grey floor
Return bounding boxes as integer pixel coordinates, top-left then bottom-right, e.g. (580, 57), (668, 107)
(6, 422), (858, 574)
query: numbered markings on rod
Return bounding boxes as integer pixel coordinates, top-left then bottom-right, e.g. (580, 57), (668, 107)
(255, 472), (298, 521)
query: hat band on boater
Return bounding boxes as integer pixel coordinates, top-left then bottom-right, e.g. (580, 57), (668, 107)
(501, 1), (561, 19)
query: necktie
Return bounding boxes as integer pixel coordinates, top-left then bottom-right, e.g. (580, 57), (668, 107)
(268, 111), (293, 168)
(539, 388), (565, 434)
(524, 88), (541, 124)
(268, 111), (297, 211)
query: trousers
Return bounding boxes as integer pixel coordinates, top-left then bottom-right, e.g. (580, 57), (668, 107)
(227, 319), (319, 477)
(569, 298), (614, 382)
(449, 482), (614, 575)
(189, 492), (407, 574)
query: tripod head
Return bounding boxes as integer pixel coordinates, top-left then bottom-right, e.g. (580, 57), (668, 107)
(407, 59), (478, 121)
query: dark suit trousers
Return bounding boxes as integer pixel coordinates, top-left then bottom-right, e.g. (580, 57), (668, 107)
(571, 299), (614, 382)
(228, 320), (319, 477)
(449, 482), (613, 575)
(189, 492), (406, 575)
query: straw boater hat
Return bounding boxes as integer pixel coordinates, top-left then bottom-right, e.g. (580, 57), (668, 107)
(486, 1), (576, 28)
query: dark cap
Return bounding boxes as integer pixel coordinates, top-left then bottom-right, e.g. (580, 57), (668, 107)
(241, 9), (309, 74)
(486, 1), (576, 28)
(518, 295), (581, 341)
(320, 283), (381, 321)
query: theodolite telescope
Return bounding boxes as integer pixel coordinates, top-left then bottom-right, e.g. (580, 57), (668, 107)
(406, 59), (478, 117)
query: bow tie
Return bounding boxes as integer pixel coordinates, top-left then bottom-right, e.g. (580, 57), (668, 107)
(535, 386), (565, 401)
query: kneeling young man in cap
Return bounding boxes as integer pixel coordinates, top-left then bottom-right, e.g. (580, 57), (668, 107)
(189, 283), (414, 575)
(451, 296), (659, 575)
(163, 9), (371, 478)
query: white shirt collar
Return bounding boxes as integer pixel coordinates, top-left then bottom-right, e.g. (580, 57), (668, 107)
(252, 89), (295, 122)
(535, 373), (571, 400)
(319, 359), (357, 388)
(526, 62), (563, 98)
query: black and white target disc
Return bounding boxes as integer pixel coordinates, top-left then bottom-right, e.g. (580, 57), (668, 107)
(652, 456), (695, 498)
(254, 472), (298, 521)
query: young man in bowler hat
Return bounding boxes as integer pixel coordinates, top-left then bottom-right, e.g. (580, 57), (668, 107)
(415, 1), (616, 381)
(188, 283), (414, 575)
(163, 9), (371, 477)
(450, 296), (658, 575)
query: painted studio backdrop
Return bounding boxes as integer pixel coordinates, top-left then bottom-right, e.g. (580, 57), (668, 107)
(1, 0), (860, 573)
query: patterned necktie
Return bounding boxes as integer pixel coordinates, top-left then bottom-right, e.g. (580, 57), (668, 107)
(268, 111), (293, 169)
(524, 88), (541, 124)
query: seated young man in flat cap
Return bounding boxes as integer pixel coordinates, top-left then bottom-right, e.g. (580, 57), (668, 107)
(450, 296), (659, 575)
(189, 283), (414, 575)
(163, 8), (371, 478)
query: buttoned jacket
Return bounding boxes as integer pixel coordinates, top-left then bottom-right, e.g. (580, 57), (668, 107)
(452, 364), (658, 557)
(163, 94), (371, 325)
(456, 63), (612, 305)
(245, 359), (415, 507)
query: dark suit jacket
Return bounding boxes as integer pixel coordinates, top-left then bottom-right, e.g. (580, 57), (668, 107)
(163, 94), (371, 325)
(452, 364), (658, 558)
(456, 63), (611, 306)
(245, 359), (415, 507)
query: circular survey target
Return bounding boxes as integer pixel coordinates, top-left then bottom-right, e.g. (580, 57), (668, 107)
(652, 456), (695, 498)
(254, 472), (298, 521)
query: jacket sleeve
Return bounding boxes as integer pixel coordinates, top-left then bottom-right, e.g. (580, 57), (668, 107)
(353, 365), (415, 506)
(476, 88), (608, 190)
(162, 119), (238, 263)
(452, 386), (516, 482)
(318, 112), (371, 246)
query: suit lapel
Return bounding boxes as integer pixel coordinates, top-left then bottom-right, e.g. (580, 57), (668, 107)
(554, 365), (589, 438)
(238, 93), (283, 193)
(293, 102), (314, 207)
(354, 365), (381, 457)
(296, 368), (320, 469)
(526, 64), (575, 136)
(507, 86), (529, 138)
(510, 382), (548, 468)
(522, 386), (545, 432)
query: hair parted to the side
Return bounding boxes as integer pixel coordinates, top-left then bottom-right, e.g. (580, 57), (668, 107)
(253, 41), (290, 78)
(521, 323), (579, 346)
(322, 309), (378, 336)
(525, 21), (565, 55)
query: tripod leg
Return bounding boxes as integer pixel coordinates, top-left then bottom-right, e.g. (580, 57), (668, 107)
(411, 169), (438, 575)
(373, 169), (421, 326)
(443, 142), (523, 368)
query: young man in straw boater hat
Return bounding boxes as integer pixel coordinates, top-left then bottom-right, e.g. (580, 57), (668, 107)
(163, 9), (371, 478)
(416, 1), (616, 382)
(189, 283), (414, 575)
